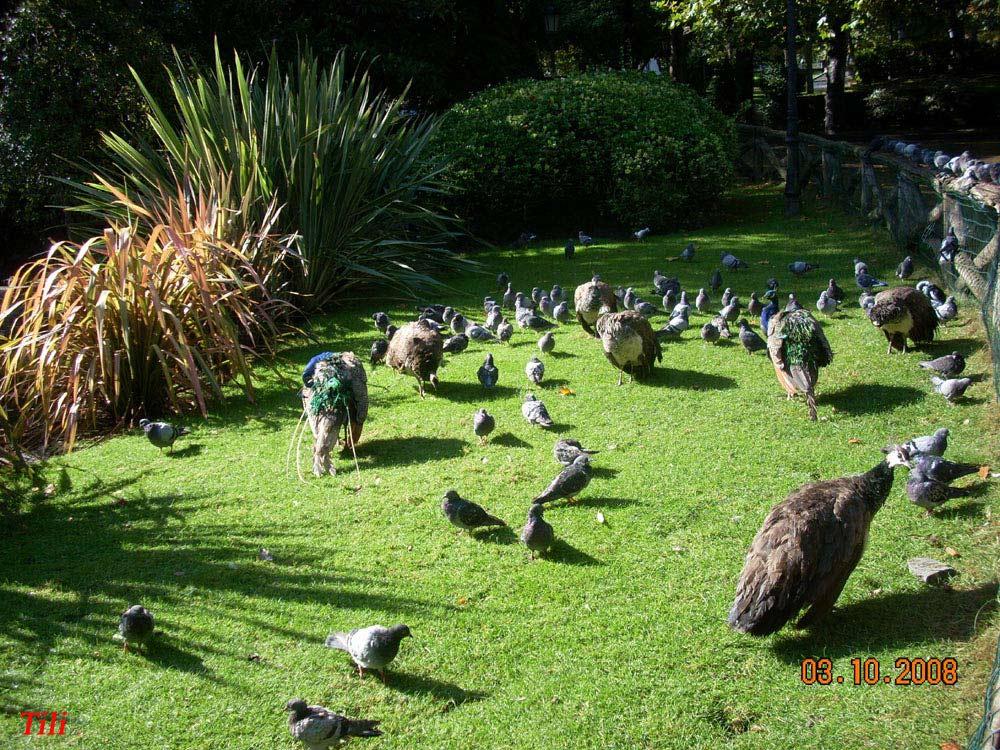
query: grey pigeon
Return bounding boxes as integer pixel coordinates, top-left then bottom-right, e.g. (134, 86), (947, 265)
(578, 231), (594, 246)
(565, 240), (575, 260)
(441, 489), (506, 532)
(522, 393), (553, 427)
(784, 293), (802, 312)
(539, 295), (553, 317)
(450, 313), (466, 335)
(485, 305), (502, 331)
(859, 291), (876, 313)
(285, 699), (381, 747)
(496, 272), (510, 291)
(935, 296), (958, 322)
(710, 315), (731, 338)
(788, 260), (819, 276)
(904, 428), (949, 457)
(855, 269), (888, 290)
(525, 356), (545, 384)
(533, 454), (592, 504)
(370, 338), (389, 367)
(910, 454), (980, 484)
(521, 503), (554, 559)
(721, 251), (748, 270)
(118, 604), (154, 652)
(497, 320), (514, 343)
(919, 352), (965, 378)
(538, 332), (555, 354)
(931, 376), (972, 402)
(720, 298), (740, 322)
(634, 300), (658, 318)
(737, 319), (766, 354)
(816, 290), (839, 316)
(906, 476), (973, 513)
(680, 242), (695, 261)
(553, 438), (599, 465)
(896, 256), (914, 280)
(671, 291), (689, 318)
(477, 353), (499, 388)
(633, 227), (651, 240)
(746, 292), (762, 317)
(661, 290), (675, 312)
(853, 258), (869, 276)
(720, 288), (733, 308)
(139, 419), (190, 453)
(700, 322), (720, 344)
(940, 227), (959, 265)
(553, 302), (570, 324)
(442, 333), (469, 354)
(550, 285), (563, 304)
(443, 306), (456, 324)
(324, 624), (412, 681)
(473, 408), (495, 443)
(372, 312), (391, 334)
(466, 323), (495, 342)
(826, 278), (845, 302)
(502, 283), (516, 308)
(531, 287), (543, 304)
(710, 269), (722, 293)
(518, 311), (556, 331)
(695, 288), (710, 313)
(623, 287), (637, 310)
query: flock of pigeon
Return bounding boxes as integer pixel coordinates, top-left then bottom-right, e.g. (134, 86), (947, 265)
(128, 228), (989, 748)
(868, 137), (1000, 189)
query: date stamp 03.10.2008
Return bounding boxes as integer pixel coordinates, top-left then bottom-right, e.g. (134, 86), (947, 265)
(800, 657), (959, 686)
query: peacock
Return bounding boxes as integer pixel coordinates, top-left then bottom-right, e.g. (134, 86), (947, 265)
(867, 286), (938, 354)
(573, 275), (618, 336)
(299, 352), (369, 477)
(594, 310), (662, 385)
(385, 320), (443, 397)
(766, 309), (833, 421)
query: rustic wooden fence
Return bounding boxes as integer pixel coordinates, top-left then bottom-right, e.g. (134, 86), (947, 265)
(737, 124), (1000, 404)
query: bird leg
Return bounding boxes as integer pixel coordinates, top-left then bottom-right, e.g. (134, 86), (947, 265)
(357, 666), (366, 679)
(417, 381), (425, 399)
(380, 669), (389, 685)
(616, 369), (623, 386)
(122, 642), (129, 652)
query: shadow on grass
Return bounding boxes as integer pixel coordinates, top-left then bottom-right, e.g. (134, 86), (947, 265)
(571, 495), (639, 509)
(436, 381), (520, 403)
(770, 582), (998, 662)
(388, 672), (489, 706)
(167, 444), (204, 459)
(356, 437), (466, 467)
(144, 636), (217, 678)
(471, 526), (517, 545)
(546, 538), (602, 566)
(818, 383), (924, 414)
(491, 433), (532, 449)
(655, 367), (738, 391)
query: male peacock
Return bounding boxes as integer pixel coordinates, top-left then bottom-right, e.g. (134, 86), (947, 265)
(766, 309), (833, 421)
(300, 352), (369, 477)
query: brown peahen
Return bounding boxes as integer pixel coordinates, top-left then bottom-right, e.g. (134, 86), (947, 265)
(766, 309), (833, 421)
(594, 310), (662, 385)
(385, 320), (443, 397)
(868, 286), (938, 354)
(574, 275), (618, 336)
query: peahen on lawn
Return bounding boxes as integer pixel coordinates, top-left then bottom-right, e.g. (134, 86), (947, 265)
(298, 352), (369, 478)
(766, 309), (833, 421)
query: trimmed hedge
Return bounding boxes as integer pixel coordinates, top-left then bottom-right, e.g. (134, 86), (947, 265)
(433, 72), (734, 238)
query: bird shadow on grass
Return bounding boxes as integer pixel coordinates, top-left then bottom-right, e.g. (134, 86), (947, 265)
(770, 583), (998, 663)
(471, 526), (517, 545)
(547, 351), (575, 360)
(388, 672), (488, 707)
(167, 444), (204, 459)
(818, 383), (923, 415)
(144, 637), (220, 681)
(588, 467), (619, 479)
(540, 378), (570, 389)
(655, 367), (738, 391)
(569, 495), (638, 509)
(491, 433), (532, 449)
(926, 337), (984, 356)
(437, 382), (520, 403)
(933, 500), (987, 520)
(547, 423), (575, 435)
(356, 437), (466, 467)
(546, 538), (602, 566)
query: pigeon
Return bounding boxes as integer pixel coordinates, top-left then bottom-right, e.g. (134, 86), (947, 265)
(710, 269), (722, 293)
(785, 293), (802, 312)
(539, 296), (553, 317)
(531, 287), (543, 305)
(904, 428), (949, 457)
(324, 624), (412, 681)
(788, 261), (820, 276)
(766, 277), (779, 291)
(634, 300), (658, 318)
(533, 454), (592, 504)
(923, 282), (946, 305)
(853, 258), (869, 276)
(496, 272), (510, 291)
(502, 283), (516, 308)
(466, 323), (495, 342)
(443, 333), (469, 354)
(565, 240), (575, 260)
(553, 302), (570, 324)
(139, 419), (190, 453)
(855, 269), (888, 290)
(910, 454), (981, 484)
(720, 288), (733, 308)
(935, 296), (958, 322)
(441, 489), (506, 532)
(680, 242), (696, 261)
(700, 322), (720, 344)
(930, 376), (972, 402)
(578, 231), (594, 246)
(896, 256), (914, 280)
(370, 338), (389, 367)
(485, 305), (502, 331)
(746, 292), (762, 318)
(721, 251), (748, 270)
(919, 352), (965, 378)
(711, 314), (732, 339)
(661, 290), (675, 313)
(517, 310), (556, 331)
(671, 292), (690, 319)
(760, 298), (778, 334)
(514, 232), (538, 248)
(285, 700), (381, 748)
(934, 153), (950, 169)
(623, 287), (637, 310)
(695, 288), (710, 313)
(525, 356), (545, 384)
(859, 291), (876, 313)
(482, 298), (496, 314)
(940, 227), (959, 266)
(473, 408), (495, 443)
(553, 438), (599, 465)
(550, 285), (564, 304)
(906, 476), (973, 513)
(522, 393), (553, 427)
(826, 278), (845, 303)
(450, 313), (467, 335)
(496, 319), (514, 343)
(521, 503), (554, 559)
(816, 290), (839, 316)
(720, 297), (741, 322)
(117, 605), (154, 652)
(633, 227), (651, 240)
(538, 332), (555, 354)
(477, 353), (499, 389)
(372, 312), (391, 334)
(738, 319), (766, 354)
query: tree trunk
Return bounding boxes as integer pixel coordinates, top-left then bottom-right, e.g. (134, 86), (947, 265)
(785, 0), (800, 216)
(669, 25), (688, 83)
(803, 42), (814, 93)
(823, 11), (849, 136)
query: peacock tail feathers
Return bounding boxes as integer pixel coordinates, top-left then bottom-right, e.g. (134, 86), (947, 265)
(307, 357), (358, 419)
(777, 310), (833, 370)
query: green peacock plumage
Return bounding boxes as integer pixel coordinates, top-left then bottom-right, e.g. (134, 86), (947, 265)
(779, 311), (833, 370)
(308, 356), (357, 421)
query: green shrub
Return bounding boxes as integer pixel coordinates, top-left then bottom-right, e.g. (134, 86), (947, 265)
(432, 72), (734, 237)
(67, 45), (467, 311)
(864, 86), (917, 127)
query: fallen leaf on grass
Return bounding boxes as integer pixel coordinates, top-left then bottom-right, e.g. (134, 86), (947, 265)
(595, 512), (606, 524)
(848, 438), (863, 445)
(756, 260), (770, 265)
(665, 256), (681, 261)
(945, 547), (961, 558)
(940, 742), (961, 750)
(456, 597), (468, 607)
(43, 483), (56, 497)
(558, 386), (575, 396)
(978, 465), (990, 479)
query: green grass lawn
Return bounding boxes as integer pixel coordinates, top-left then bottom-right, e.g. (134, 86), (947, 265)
(2, 186), (997, 749)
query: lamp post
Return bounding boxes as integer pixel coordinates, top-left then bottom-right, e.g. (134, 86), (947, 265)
(785, 0), (800, 217)
(544, 3), (560, 75)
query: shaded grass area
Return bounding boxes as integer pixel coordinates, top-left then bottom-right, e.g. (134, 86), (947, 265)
(1, 186), (997, 749)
